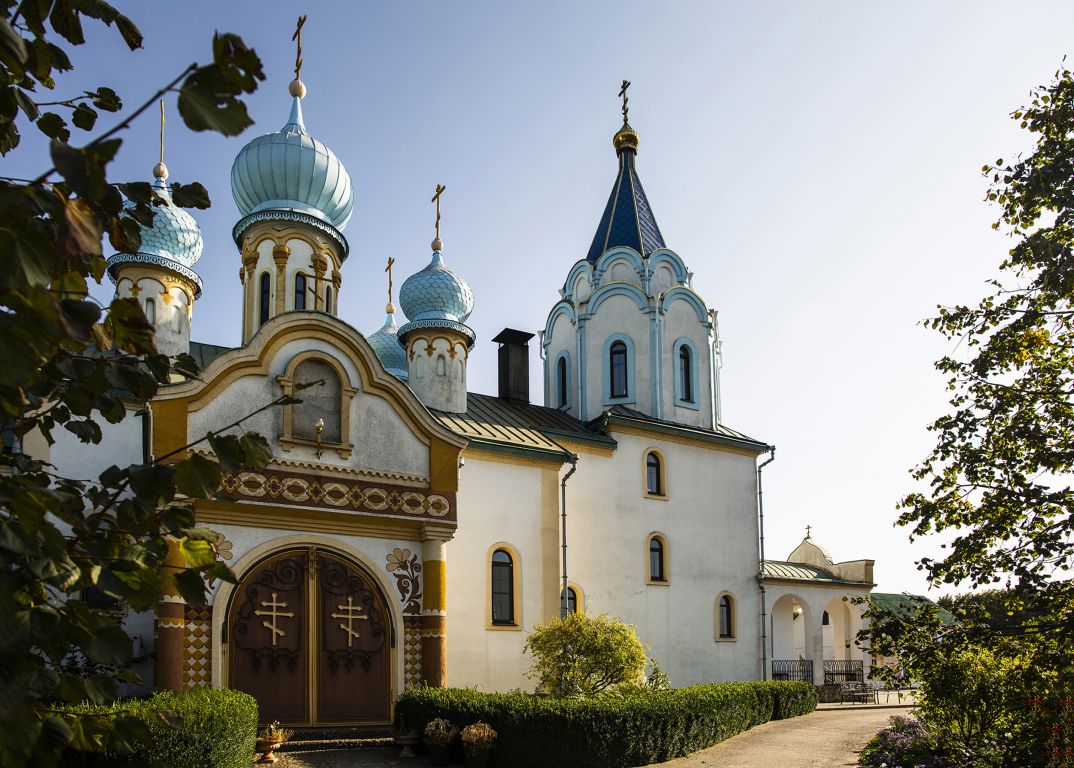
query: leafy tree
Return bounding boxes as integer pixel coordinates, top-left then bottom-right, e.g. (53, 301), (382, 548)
(0, 4), (274, 766)
(523, 612), (646, 697)
(898, 61), (1074, 636)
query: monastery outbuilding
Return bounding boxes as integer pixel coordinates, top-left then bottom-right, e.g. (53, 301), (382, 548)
(44, 49), (883, 726)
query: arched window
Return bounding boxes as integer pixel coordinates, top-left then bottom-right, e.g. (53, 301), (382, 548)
(561, 586), (578, 615)
(324, 286), (333, 315)
(679, 344), (693, 403)
(556, 356), (569, 408)
(822, 610), (830, 626)
(144, 297), (156, 325)
(294, 273), (307, 311)
(292, 359), (342, 443)
(610, 341), (628, 398)
(648, 535), (666, 583)
(259, 272), (271, 326)
(491, 549), (515, 625)
(718, 594), (735, 639)
(645, 452), (662, 496)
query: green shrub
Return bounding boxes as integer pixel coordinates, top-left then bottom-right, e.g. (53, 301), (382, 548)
(395, 681), (816, 768)
(59, 687), (258, 768)
(524, 612), (647, 696)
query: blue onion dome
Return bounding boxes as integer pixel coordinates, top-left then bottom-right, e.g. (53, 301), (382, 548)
(367, 304), (409, 381)
(107, 162), (204, 298)
(398, 239), (476, 348)
(230, 79), (353, 253)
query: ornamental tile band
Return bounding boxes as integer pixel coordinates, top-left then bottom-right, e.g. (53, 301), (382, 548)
(218, 469), (455, 521)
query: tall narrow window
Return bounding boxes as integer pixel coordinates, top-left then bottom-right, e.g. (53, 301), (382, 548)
(295, 273), (307, 311)
(259, 272), (271, 326)
(719, 595), (735, 639)
(324, 286), (333, 315)
(822, 610), (830, 626)
(679, 345), (693, 402)
(562, 587), (578, 614)
(610, 341), (628, 398)
(556, 356), (568, 407)
(144, 298), (155, 325)
(649, 537), (665, 582)
(491, 549), (514, 625)
(646, 452), (662, 495)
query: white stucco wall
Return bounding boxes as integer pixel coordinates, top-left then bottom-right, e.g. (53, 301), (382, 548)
(447, 427), (764, 691)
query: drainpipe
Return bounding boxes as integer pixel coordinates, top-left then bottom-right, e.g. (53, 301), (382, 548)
(757, 446), (776, 679)
(559, 455), (578, 617)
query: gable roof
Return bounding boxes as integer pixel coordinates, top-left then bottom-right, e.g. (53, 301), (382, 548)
(433, 393), (616, 461)
(762, 559), (872, 586)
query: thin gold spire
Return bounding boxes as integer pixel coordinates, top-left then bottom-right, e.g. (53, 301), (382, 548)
(431, 183), (446, 250)
(153, 99), (168, 179)
(384, 256), (396, 314)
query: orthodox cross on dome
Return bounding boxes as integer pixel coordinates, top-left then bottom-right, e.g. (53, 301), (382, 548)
(331, 595), (369, 648)
(292, 15), (307, 80)
(384, 256), (396, 313)
(619, 79), (631, 123)
(805, 524), (812, 539)
(431, 183), (446, 247)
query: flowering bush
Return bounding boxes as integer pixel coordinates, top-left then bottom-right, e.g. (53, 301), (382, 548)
(858, 716), (950, 768)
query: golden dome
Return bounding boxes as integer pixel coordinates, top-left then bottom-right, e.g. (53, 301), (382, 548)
(613, 121), (639, 152)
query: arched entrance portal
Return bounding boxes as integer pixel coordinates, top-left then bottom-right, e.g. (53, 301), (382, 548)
(226, 547), (393, 725)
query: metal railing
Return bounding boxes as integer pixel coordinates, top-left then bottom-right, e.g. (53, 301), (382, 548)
(771, 659), (814, 682)
(823, 659), (864, 684)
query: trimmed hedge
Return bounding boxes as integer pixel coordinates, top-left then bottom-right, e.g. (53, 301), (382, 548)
(395, 681), (817, 768)
(60, 688), (258, 768)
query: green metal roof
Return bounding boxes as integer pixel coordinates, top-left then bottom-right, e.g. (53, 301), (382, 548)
(434, 393), (616, 460)
(600, 405), (769, 454)
(189, 341), (233, 371)
(762, 559), (871, 586)
(869, 592), (956, 623)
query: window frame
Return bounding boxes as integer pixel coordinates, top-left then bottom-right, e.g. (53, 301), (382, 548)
(486, 543), (522, 630)
(144, 297), (156, 325)
(672, 337), (700, 410)
(554, 352), (570, 409)
(276, 351), (357, 459)
(646, 533), (669, 585)
(324, 285), (333, 315)
(294, 272), (307, 311)
(560, 581), (584, 616)
(258, 271), (271, 326)
(643, 449), (667, 499)
(602, 334), (636, 405)
(716, 592), (736, 641)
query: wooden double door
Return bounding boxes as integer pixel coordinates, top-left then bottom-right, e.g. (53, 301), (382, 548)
(227, 547), (392, 725)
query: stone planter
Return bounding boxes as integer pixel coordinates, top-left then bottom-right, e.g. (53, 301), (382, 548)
(255, 737), (283, 764)
(395, 730), (420, 758)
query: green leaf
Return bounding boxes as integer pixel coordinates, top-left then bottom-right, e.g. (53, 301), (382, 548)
(89, 86), (120, 112)
(71, 103), (97, 131)
(179, 537), (217, 568)
(168, 181), (211, 209)
(175, 453), (220, 500)
(239, 433), (272, 471)
(12, 88), (38, 121)
(37, 112), (69, 142)
(207, 433), (243, 473)
(49, 0), (86, 45)
(172, 568), (208, 605)
(0, 17), (28, 73)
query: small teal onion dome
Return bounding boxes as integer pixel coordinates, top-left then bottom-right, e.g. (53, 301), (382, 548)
(367, 305), (409, 381)
(230, 86), (353, 231)
(398, 241), (476, 348)
(107, 163), (204, 297)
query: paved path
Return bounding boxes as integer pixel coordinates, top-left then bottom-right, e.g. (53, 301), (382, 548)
(273, 706), (910, 767)
(655, 706), (911, 768)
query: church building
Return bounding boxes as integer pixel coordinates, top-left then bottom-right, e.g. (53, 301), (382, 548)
(43, 44), (878, 726)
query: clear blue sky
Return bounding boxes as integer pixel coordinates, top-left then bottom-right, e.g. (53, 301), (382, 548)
(9, 2), (1074, 596)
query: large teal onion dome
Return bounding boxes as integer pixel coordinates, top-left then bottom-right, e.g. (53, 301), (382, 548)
(107, 164), (204, 298)
(398, 242), (476, 348)
(367, 306), (408, 381)
(230, 84), (353, 255)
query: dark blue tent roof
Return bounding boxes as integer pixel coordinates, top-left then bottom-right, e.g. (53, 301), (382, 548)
(585, 128), (666, 263)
